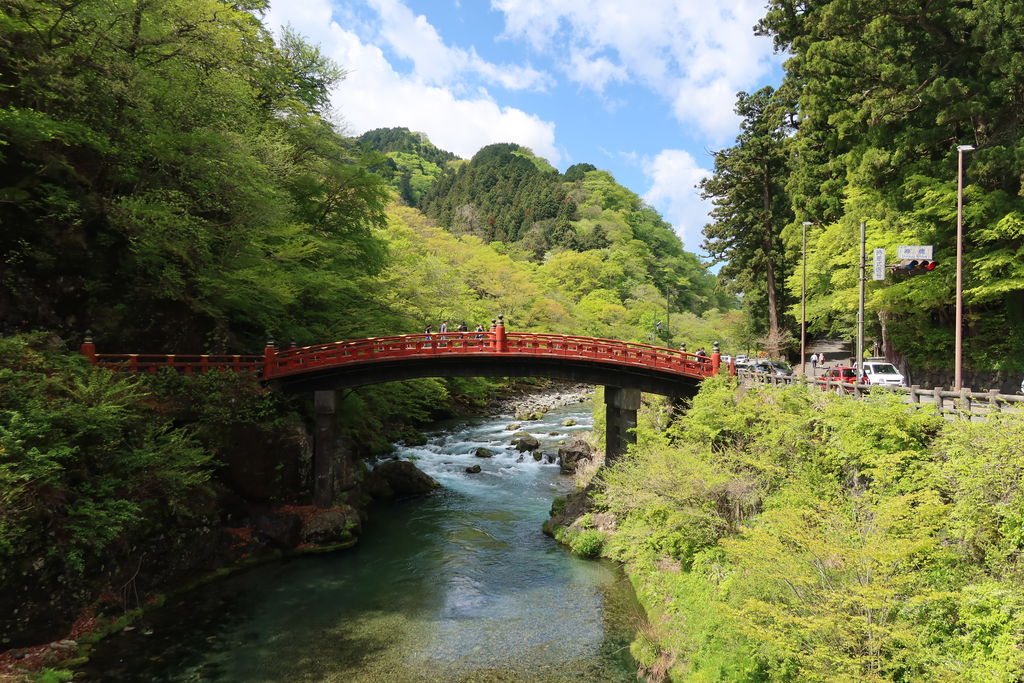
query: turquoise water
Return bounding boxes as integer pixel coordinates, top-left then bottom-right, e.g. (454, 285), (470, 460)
(83, 401), (642, 681)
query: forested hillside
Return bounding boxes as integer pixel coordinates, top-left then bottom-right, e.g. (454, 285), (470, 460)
(554, 380), (1024, 681)
(356, 127), (457, 206)
(0, 0), (736, 657)
(0, 2), (395, 351)
(703, 2), (1024, 378)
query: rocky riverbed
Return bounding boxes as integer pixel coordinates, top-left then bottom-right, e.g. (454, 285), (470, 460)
(483, 381), (593, 418)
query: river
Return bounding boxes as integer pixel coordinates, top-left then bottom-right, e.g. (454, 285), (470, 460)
(82, 398), (642, 681)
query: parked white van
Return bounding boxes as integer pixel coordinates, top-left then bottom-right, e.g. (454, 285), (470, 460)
(861, 361), (905, 387)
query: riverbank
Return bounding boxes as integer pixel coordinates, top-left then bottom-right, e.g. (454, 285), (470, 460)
(73, 396), (641, 681)
(546, 378), (1024, 681)
(482, 381), (593, 417)
(0, 379), (597, 681)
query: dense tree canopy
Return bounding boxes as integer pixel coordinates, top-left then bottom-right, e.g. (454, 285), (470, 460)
(581, 380), (1024, 680)
(0, 0), (389, 350)
(710, 0), (1024, 373)
(701, 86), (796, 354)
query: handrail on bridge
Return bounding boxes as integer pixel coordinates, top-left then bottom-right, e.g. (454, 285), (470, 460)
(80, 323), (733, 382)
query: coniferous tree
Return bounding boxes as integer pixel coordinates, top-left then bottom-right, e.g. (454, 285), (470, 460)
(700, 86), (795, 353)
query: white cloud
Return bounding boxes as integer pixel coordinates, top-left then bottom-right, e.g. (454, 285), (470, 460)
(642, 149), (711, 249)
(367, 0), (552, 91)
(266, 0), (561, 163)
(492, 0), (782, 142)
(566, 50), (627, 94)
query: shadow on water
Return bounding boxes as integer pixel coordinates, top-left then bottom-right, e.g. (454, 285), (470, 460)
(82, 401), (642, 682)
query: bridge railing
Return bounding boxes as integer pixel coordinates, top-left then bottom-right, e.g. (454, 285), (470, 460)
(503, 333), (718, 378)
(90, 353), (264, 374)
(267, 333), (497, 378)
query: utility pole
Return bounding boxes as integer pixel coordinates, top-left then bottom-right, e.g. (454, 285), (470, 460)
(856, 221), (865, 370)
(955, 144), (975, 391)
(801, 221), (811, 375)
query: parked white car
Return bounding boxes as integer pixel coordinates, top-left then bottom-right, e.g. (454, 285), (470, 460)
(861, 361), (905, 387)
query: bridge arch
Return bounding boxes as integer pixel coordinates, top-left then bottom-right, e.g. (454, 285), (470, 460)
(82, 321), (730, 506)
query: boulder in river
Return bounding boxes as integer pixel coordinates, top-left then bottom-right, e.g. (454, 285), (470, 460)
(474, 447), (495, 458)
(301, 505), (361, 545)
(465, 465), (482, 474)
(505, 423), (521, 431)
(511, 431), (540, 452)
(558, 439), (594, 474)
(532, 451), (543, 461)
(561, 418), (577, 427)
(401, 431), (428, 447)
(253, 512), (302, 549)
(366, 460), (440, 499)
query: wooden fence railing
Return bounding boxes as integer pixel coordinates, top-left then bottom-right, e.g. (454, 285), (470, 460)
(738, 370), (1024, 418)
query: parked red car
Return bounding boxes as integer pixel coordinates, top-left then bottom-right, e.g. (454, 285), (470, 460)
(821, 366), (864, 393)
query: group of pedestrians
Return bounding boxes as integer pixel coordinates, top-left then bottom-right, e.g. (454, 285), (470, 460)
(423, 320), (487, 340)
(678, 344), (712, 366)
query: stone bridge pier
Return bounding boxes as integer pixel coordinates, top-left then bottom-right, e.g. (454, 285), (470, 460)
(604, 386), (641, 463)
(313, 390), (357, 508)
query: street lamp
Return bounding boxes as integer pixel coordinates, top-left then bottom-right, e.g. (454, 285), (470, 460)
(801, 221), (812, 376)
(955, 144), (975, 391)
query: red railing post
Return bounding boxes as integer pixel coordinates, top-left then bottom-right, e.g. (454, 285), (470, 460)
(495, 314), (508, 352)
(711, 341), (721, 376)
(80, 330), (97, 364)
(263, 339), (277, 379)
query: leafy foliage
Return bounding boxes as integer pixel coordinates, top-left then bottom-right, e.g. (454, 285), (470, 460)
(728, 0), (1024, 371)
(585, 379), (1024, 680)
(701, 87), (796, 354)
(0, 335), (212, 570)
(0, 0), (389, 351)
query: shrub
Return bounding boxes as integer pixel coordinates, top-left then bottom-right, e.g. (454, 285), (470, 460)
(569, 529), (606, 558)
(0, 335), (213, 569)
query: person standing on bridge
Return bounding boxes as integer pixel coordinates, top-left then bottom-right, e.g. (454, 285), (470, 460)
(457, 322), (468, 333)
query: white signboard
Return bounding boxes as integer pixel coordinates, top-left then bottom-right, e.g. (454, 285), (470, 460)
(897, 245), (933, 260)
(872, 248), (886, 280)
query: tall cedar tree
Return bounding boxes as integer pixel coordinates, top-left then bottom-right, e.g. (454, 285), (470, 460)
(700, 87), (795, 353)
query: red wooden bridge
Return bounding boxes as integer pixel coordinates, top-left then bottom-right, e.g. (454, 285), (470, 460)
(79, 320), (733, 387)
(80, 318), (731, 506)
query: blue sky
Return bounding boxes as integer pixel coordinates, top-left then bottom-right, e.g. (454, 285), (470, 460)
(267, 0), (786, 252)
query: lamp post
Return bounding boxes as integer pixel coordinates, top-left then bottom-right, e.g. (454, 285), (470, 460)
(801, 221), (811, 376)
(955, 144), (975, 391)
(857, 220), (865, 374)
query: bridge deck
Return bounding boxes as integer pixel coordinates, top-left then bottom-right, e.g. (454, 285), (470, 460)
(81, 330), (730, 385)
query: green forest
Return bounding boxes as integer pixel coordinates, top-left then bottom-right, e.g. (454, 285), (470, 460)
(0, 0), (730, 670)
(702, 0), (1024, 383)
(3, 0), (1024, 680)
(554, 380), (1024, 681)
